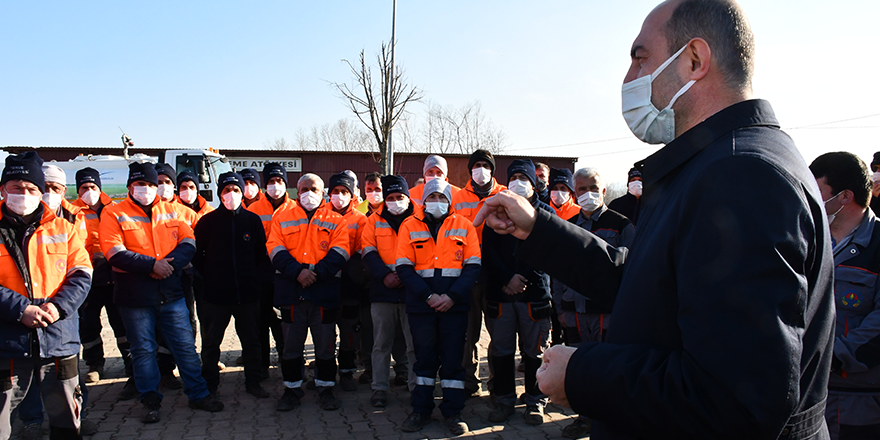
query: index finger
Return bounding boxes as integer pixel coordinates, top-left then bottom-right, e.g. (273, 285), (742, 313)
(472, 194), (503, 227)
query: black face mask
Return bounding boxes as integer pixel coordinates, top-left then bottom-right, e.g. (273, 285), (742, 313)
(536, 179), (548, 192)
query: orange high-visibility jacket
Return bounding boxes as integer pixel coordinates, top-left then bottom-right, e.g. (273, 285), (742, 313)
(71, 191), (116, 287)
(267, 201), (350, 308)
(173, 195), (214, 228)
(360, 204), (414, 303)
(0, 202), (93, 358)
(72, 191), (115, 259)
(246, 192), (296, 236)
(409, 181), (461, 207)
(552, 197), (581, 221)
(338, 202), (367, 255)
(396, 210), (481, 313)
(99, 197), (196, 307)
(451, 179), (506, 245)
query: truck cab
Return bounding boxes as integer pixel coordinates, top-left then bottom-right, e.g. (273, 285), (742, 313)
(160, 149), (233, 207)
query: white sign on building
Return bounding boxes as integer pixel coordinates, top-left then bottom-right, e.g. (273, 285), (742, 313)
(228, 157), (302, 172)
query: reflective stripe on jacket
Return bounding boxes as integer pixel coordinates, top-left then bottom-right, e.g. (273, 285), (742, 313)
(99, 197), (196, 307)
(267, 201), (350, 308)
(396, 210), (481, 313)
(245, 192), (296, 236)
(451, 179), (505, 244)
(361, 204), (408, 303)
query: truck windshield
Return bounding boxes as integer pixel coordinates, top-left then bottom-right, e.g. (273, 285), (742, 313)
(210, 157), (232, 176)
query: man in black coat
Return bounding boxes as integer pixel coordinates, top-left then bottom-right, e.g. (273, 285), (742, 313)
(193, 172), (271, 399)
(475, 1), (834, 439)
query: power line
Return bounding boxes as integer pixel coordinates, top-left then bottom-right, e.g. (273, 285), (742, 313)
(786, 113), (880, 130)
(509, 113), (880, 155)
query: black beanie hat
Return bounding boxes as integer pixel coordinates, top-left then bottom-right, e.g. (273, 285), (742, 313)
(381, 175), (409, 200)
(468, 149), (495, 173)
(262, 163), (288, 188)
(177, 171), (197, 186)
(328, 173), (355, 195)
(628, 167), (642, 182)
(507, 159), (537, 188)
(549, 168), (574, 192)
(217, 172), (245, 199)
(240, 168), (261, 187)
(75, 167), (102, 190)
(872, 153), (880, 170)
(155, 163), (177, 186)
(128, 162), (159, 186)
(1, 151), (45, 193)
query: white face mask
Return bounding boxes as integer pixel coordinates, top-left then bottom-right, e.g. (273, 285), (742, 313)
(628, 180), (643, 197)
(330, 193), (351, 210)
(221, 191), (242, 211)
(244, 183), (260, 199)
(824, 190), (845, 226)
(386, 199), (409, 215)
(622, 44), (696, 145)
(507, 179), (532, 198)
(578, 191), (602, 212)
(425, 201), (449, 218)
(472, 167), (492, 186)
(6, 193), (42, 216)
(131, 186), (157, 205)
(41, 192), (63, 211)
(80, 189), (101, 207)
(550, 190), (570, 206)
(424, 175), (439, 183)
(299, 190), (322, 211)
(366, 190), (383, 204)
(157, 183), (175, 201)
(267, 183), (286, 199)
(873, 172), (880, 183)
(179, 188), (197, 204)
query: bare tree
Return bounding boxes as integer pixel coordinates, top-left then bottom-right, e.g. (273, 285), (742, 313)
(332, 42), (422, 174)
(421, 101), (507, 155)
(264, 137), (293, 151)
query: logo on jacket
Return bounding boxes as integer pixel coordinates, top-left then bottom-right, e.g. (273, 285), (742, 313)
(243, 232), (251, 242)
(454, 250), (463, 261)
(171, 230), (179, 240)
(842, 292), (862, 308)
(319, 241), (329, 251)
(55, 258), (66, 273)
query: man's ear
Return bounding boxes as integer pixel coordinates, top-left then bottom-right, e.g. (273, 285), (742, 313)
(683, 38), (711, 81)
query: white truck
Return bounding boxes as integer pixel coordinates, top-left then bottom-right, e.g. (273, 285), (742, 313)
(37, 149), (233, 208)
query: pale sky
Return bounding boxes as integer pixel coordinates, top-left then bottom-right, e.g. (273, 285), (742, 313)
(2, 1), (878, 185)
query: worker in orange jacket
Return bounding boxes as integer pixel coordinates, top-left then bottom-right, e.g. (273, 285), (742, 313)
(397, 178), (482, 436)
(408, 155), (460, 207)
(72, 167), (135, 399)
(153, 163), (194, 389)
(327, 173), (369, 392)
(548, 168), (581, 221)
(0, 151), (92, 439)
(100, 162), (223, 423)
(360, 175), (419, 407)
(450, 149), (507, 396)
(267, 173), (350, 412)
(242, 166), (291, 376)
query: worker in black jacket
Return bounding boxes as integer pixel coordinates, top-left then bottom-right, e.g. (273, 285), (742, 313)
(475, 2), (834, 438)
(193, 172), (271, 399)
(482, 159), (555, 426)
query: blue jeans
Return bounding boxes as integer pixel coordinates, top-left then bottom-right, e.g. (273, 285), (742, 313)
(119, 297), (209, 402)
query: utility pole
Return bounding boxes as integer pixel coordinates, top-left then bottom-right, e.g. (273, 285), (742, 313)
(386, 0), (397, 175)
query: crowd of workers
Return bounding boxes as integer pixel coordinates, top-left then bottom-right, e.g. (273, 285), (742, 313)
(0, 147), (645, 439)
